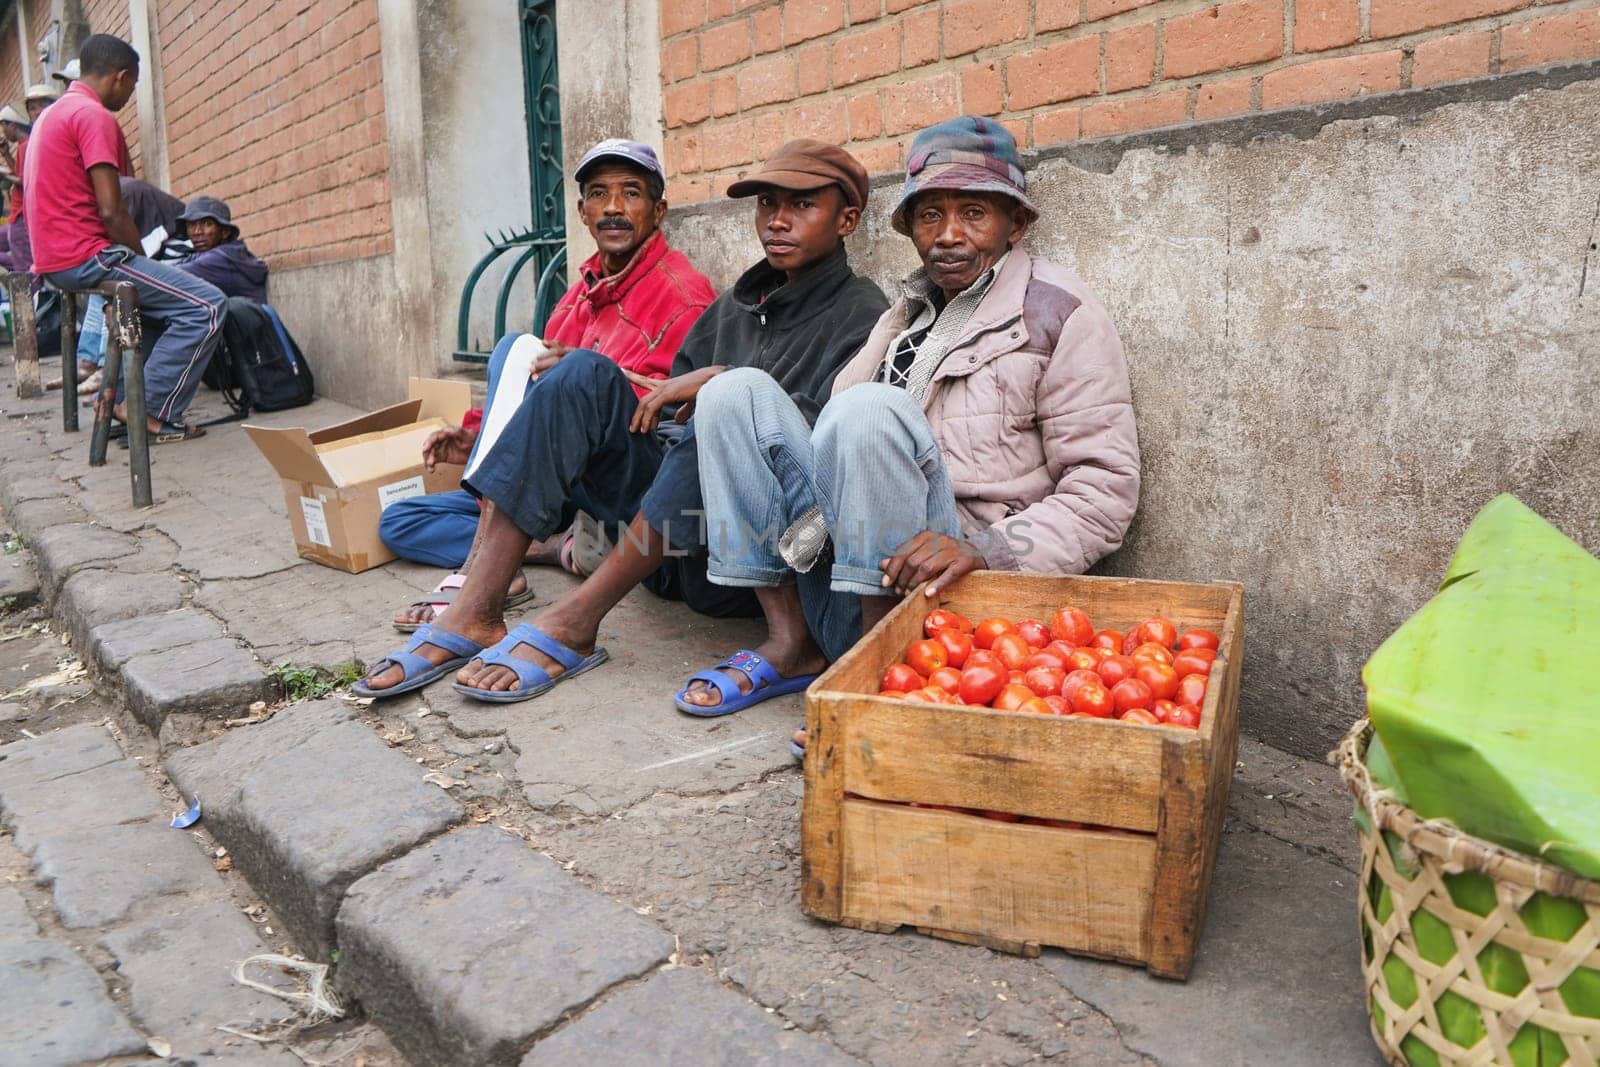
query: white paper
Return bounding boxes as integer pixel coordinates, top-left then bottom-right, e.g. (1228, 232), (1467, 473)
(378, 474), (425, 511)
(299, 496), (331, 547)
(141, 224), (168, 257)
(463, 334), (545, 482)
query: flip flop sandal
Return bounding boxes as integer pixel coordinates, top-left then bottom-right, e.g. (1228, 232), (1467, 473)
(790, 730), (806, 763)
(674, 649), (819, 718)
(393, 571), (535, 633)
(351, 623), (486, 699)
(452, 622), (609, 704)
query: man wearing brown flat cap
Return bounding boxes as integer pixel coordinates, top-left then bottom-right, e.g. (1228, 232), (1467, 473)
(357, 138), (889, 702)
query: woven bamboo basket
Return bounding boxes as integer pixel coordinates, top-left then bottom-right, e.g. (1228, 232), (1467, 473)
(1334, 720), (1600, 1066)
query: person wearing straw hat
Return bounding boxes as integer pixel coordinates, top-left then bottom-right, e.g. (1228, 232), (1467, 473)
(0, 106), (26, 270)
(23, 83), (59, 124)
(683, 117), (1140, 736)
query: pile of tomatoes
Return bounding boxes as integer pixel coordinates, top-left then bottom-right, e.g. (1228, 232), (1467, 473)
(880, 607), (1219, 729)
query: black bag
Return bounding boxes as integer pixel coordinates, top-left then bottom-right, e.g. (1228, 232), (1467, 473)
(34, 290), (61, 359)
(205, 296), (315, 415)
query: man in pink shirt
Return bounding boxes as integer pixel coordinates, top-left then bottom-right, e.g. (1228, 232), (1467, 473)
(25, 34), (225, 442)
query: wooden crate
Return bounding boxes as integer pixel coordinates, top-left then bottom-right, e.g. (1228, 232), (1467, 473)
(800, 571), (1244, 979)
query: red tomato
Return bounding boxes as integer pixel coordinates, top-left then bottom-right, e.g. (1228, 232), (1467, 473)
(1042, 695), (1071, 715)
(882, 663), (925, 692)
(1111, 677), (1155, 714)
(1130, 642), (1175, 666)
(877, 690), (907, 700)
(903, 687), (943, 704)
(1169, 703), (1202, 728)
(991, 633), (1032, 671)
(1072, 681), (1114, 718)
(1017, 696), (1054, 715)
(974, 617), (1018, 650)
(924, 609), (974, 636)
(1175, 673), (1208, 707)
(1062, 647), (1100, 672)
(1044, 639), (1077, 659)
(1097, 654), (1137, 687)
(1016, 619), (1050, 648)
(1121, 626), (1147, 655)
(1008, 670), (1026, 685)
(1090, 629), (1124, 651)
(993, 683), (1037, 711)
(1134, 661), (1180, 701)
(1120, 707), (1160, 725)
(927, 667), (962, 692)
(1050, 606), (1095, 647)
(1087, 646), (1115, 663)
(1023, 665), (1066, 697)
(1141, 616), (1178, 648)
(1060, 669), (1103, 704)
(964, 649), (1004, 674)
(1178, 628), (1220, 652)
(904, 639), (947, 677)
(934, 629), (974, 668)
(958, 663), (1006, 706)
(1023, 650), (1069, 673)
(1152, 698), (1178, 723)
(1171, 650), (1214, 679)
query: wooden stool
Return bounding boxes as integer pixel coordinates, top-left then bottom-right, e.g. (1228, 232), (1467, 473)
(85, 280), (152, 508)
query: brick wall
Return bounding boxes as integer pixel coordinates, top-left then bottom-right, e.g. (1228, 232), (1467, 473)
(659, 0), (1600, 202)
(81, 0), (142, 171)
(0, 8), (24, 114)
(158, 0), (392, 270)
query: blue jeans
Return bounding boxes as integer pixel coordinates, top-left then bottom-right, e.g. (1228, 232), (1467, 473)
(44, 246), (225, 424)
(76, 294), (107, 367)
(694, 370), (963, 659)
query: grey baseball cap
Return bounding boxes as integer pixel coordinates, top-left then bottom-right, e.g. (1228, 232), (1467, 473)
(573, 139), (664, 188)
(51, 59), (80, 84)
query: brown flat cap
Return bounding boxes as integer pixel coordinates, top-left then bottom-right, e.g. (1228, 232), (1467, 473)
(726, 139), (870, 209)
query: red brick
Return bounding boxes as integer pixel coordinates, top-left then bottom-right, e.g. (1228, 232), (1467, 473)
(712, 74), (739, 116)
(788, 98), (850, 143)
(712, 173), (741, 197)
(997, 117), (1029, 147)
(1081, 87), (1189, 137)
(883, 71), (960, 135)
(1500, 8), (1600, 71)
(886, 0), (934, 11)
(902, 6), (941, 67)
(849, 0), (882, 23)
(1162, 0), (1283, 79)
(798, 42), (832, 93)
(669, 130), (703, 174)
(944, 0), (1029, 58)
(703, 118), (755, 169)
(665, 177), (713, 204)
(737, 52), (797, 108)
(1087, 0), (1159, 21)
(756, 111), (788, 157)
(665, 36), (699, 81)
(665, 81), (711, 127)
(1411, 30), (1491, 85)
(849, 91), (884, 138)
(960, 60), (1004, 115)
(1293, 0), (1359, 53)
(661, 0), (706, 36)
(1193, 74), (1255, 117)
(753, 6), (782, 53)
(1369, 0), (1529, 40)
(833, 22), (901, 85)
(1260, 49), (1403, 108)
(1033, 104), (1081, 144)
(852, 139), (904, 175)
(1105, 22), (1157, 91)
(706, 0), (734, 18)
(700, 20), (752, 71)
(1036, 0), (1081, 32)
(1006, 36), (1100, 109)
(786, 0), (845, 43)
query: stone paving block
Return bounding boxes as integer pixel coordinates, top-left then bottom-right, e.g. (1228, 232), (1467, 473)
(123, 637), (274, 730)
(27, 522), (138, 599)
(0, 550), (39, 610)
(0, 723), (121, 791)
(88, 609), (226, 675)
(0, 887), (39, 938)
(337, 827), (674, 1066)
(0, 759), (165, 854)
(99, 900), (298, 1051)
(214, 720), (464, 959)
(33, 822), (221, 928)
(0, 935), (147, 1065)
(521, 968), (862, 1066)
(55, 569), (186, 650)
(163, 697), (354, 807)
(0, 475), (77, 512)
(6, 495), (90, 543)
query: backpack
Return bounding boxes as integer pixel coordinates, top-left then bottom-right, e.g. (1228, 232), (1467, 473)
(205, 296), (315, 415)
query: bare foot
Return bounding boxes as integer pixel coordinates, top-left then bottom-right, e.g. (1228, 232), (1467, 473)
(524, 529), (569, 567)
(454, 607), (596, 693)
(393, 571), (528, 629)
(678, 641), (827, 710)
(793, 727), (807, 753)
(361, 610), (507, 692)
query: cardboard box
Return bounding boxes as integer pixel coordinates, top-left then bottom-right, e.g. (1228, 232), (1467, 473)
(246, 377), (475, 573)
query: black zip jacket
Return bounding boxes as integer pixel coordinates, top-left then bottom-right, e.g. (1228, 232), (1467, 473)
(670, 246), (888, 425)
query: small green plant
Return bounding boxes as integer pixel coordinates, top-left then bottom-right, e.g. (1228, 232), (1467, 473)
(271, 661), (363, 702)
(3, 533), (21, 556)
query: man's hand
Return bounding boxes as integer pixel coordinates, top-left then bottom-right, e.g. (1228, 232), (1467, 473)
(421, 424), (476, 471)
(623, 366), (725, 434)
(531, 341), (574, 378)
(881, 530), (987, 598)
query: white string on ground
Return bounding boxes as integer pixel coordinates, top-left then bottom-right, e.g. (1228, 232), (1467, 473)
(232, 953), (346, 1020)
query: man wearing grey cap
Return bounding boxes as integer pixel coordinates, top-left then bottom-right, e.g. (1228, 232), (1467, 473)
(176, 195), (267, 302)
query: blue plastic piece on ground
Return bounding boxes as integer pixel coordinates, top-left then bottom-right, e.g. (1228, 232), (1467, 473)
(170, 796), (201, 828)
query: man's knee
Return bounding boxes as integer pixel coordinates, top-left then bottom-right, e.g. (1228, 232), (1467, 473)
(696, 367), (785, 421)
(816, 383), (925, 458)
(540, 347), (617, 390)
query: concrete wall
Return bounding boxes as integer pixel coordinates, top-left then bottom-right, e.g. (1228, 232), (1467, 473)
(660, 66), (1600, 760)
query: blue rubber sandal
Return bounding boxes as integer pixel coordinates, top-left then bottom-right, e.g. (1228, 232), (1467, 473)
(451, 622), (610, 704)
(674, 650), (819, 718)
(351, 624), (486, 699)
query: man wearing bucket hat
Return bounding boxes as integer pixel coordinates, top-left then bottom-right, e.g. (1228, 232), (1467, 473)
(175, 196), (268, 302)
(355, 138), (889, 702)
(23, 83), (59, 124)
(682, 117), (1140, 733)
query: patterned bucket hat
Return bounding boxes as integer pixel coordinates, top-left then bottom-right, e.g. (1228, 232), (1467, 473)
(890, 115), (1039, 235)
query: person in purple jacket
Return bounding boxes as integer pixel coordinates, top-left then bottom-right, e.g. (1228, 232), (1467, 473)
(175, 195), (267, 302)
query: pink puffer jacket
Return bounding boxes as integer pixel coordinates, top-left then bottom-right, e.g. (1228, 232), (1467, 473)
(831, 249), (1139, 575)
